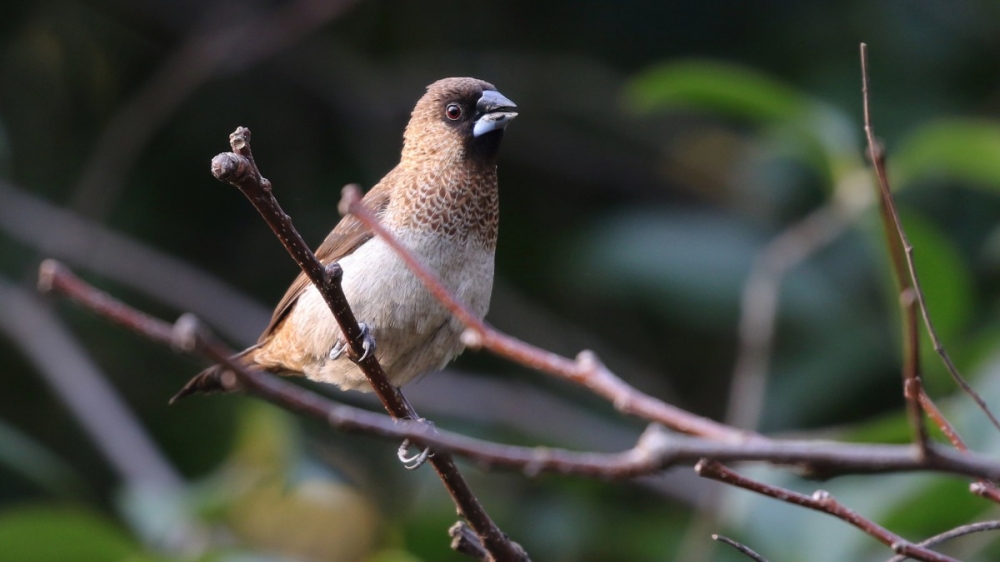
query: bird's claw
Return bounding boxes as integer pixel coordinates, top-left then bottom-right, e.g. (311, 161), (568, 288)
(397, 417), (434, 470)
(328, 339), (346, 361)
(328, 322), (376, 363)
(355, 322), (376, 362)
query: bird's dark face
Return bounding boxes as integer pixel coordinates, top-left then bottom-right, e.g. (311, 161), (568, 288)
(402, 77), (517, 163)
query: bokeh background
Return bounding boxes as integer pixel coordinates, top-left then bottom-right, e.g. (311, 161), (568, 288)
(3, 1), (1000, 560)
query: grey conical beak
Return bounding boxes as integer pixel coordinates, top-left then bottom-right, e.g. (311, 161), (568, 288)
(473, 90), (518, 137)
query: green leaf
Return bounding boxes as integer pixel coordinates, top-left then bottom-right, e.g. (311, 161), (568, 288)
(625, 60), (809, 122)
(880, 472), (988, 539)
(893, 119), (1000, 191)
(566, 209), (763, 329)
(0, 505), (164, 562)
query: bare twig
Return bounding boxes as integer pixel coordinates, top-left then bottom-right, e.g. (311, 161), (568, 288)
(696, 460), (958, 562)
(728, 202), (855, 431)
(860, 46), (930, 453)
(712, 534), (770, 562)
(0, 180), (268, 344)
(339, 185), (757, 444)
(918, 393), (1000, 503)
(860, 43), (1000, 436)
(25, 271), (179, 490)
(209, 128), (526, 562)
(886, 520), (1000, 562)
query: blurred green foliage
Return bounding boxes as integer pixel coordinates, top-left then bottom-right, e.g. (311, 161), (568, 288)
(2, 1), (1000, 561)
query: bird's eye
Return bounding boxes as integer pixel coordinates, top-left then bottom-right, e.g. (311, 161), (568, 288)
(445, 103), (462, 120)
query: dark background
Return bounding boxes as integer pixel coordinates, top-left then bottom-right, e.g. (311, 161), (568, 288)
(2, 1), (1000, 560)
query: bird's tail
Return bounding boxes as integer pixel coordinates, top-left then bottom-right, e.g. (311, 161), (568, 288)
(170, 346), (259, 404)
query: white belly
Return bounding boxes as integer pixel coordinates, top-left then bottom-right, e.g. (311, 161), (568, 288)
(284, 231), (494, 390)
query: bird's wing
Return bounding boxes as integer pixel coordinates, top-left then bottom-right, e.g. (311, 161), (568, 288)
(257, 182), (393, 343)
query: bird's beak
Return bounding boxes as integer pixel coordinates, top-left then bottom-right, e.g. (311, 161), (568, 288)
(473, 90), (518, 137)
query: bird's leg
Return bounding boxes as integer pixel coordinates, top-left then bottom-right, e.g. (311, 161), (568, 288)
(330, 326), (431, 469)
(329, 322), (377, 362)
(394, 390), (434, 469)
(397, 420), (435, 469)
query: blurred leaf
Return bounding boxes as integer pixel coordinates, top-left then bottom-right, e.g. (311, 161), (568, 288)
(0, 418), (89, 498)
(230, 402), (300, 474)
(624, 59), (859, 190)
(0, 504), (168, 562)
(567, 209), (762, 329)
(625, 60), (809, 123)
(228, 479), (378, 562)
(894, 119), (1000, 191)
(183, 403), (381, 562)
(880, 477), (987, 540)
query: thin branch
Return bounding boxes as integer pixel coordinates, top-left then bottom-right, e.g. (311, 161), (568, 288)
(919, 393), (1000, 504)
(696, 460), (958, 562)
(338, 185), (758, 444)
(0, 180), (268, 344)
(886, 521), (1000, 562)
(860, 43), (1000, 436)
(860, 43), (931, 453)
(24, 272), (179, 490)
(712, 534), (770, 562)
(208, 128), (527, 561)
(38, 261), (1000, 484)
(728, 202), (855, 431)
(8, 274), (203, 553)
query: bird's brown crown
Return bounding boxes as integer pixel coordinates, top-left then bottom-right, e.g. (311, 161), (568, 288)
(402, 77), (507, 164)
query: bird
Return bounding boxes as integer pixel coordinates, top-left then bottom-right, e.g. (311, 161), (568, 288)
(172, 77), (517, 402)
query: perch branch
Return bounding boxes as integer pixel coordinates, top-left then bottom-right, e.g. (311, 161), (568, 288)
(208, 127), (526, 561)
(37, 261), (1000, 483)
(727, 202), (854, 430)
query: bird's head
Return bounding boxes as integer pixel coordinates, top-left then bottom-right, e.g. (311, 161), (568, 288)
(402, 77), (517, 164)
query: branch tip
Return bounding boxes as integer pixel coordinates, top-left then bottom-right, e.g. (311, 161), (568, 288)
(713, 534), (770, 562)
(37, 258), (64, 294)
(449, 522), (488, 559)
(811, 489), (831, 501)
(325, 261), (343, 283)
(460, 328), (484, 349)
(575, 349), (602, 371)
(636, 423), (669, 451)
(338, 183), (363, 216)
(171, 313), (203, 353)
(210, 152), (241, 182)
(229, 126), (251, 152)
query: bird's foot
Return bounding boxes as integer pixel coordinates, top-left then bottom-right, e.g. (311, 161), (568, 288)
(397, 417), (435, 470)
(327, 322), (376, 363)
(355, 322), (376, 362)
